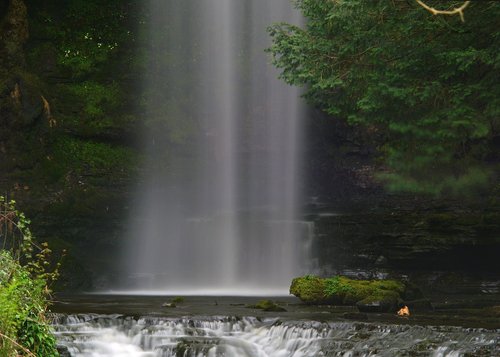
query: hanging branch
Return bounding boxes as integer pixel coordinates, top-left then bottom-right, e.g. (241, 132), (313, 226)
(415, 0), (470, 22)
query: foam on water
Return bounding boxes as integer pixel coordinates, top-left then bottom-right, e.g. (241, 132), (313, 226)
(52, 314), (500, 357)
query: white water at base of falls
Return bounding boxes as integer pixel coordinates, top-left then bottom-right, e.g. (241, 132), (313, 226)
(52, 314), (499, 357)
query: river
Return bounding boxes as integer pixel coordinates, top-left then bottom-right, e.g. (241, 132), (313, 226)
(51, 295), (499, 356)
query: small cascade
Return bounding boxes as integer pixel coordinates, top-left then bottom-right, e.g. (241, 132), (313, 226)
(52, 314), (499, 357)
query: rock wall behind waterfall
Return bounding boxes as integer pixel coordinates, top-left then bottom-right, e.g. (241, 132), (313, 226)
(0, 0), (497, 294)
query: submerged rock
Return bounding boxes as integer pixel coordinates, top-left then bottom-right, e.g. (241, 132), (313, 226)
(357, 297), (398, 313)
(343, 312), (368, 320)
(290, 275), (422, 312)
(56, 345), (71, 357)
(173, 338), (221, 356)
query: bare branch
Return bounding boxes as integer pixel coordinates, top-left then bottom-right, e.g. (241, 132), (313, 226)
(416, 0), (470, 22)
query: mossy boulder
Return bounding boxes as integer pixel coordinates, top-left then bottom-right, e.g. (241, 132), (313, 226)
(290, 275), (417, 312)
(289, 275), (328, 303)
(246, 299), (287, 312)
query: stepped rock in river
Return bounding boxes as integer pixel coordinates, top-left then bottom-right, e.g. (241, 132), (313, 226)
(51, 314), (500, 356)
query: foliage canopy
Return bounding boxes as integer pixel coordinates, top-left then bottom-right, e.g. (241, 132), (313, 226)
(268, 0), (500, 195)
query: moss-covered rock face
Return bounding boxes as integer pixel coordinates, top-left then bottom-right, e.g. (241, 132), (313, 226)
(290, 275), (414, 312)
(0, 0), (29, 69)
(310, 205), (500, 297)
(0, 0), (147, 291)
(290, 275), (327, 303)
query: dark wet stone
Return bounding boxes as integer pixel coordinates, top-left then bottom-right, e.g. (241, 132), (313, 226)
(173, 337), (221, 356)
(343, 312), (368, 320)
(402, 283), (425, 301)
(356, 299), (396, 313)
(57, 345), (71, 357)
(374, 255), (388, 267)
(404, 298), (433, 312)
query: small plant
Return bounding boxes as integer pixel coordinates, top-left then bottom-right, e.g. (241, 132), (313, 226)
(0, 196), (61, 356)
(170, 296), (185, 304)
(324, 276), (355, 296)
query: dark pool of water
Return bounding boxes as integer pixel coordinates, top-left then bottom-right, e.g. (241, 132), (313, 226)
(52, 294), (500, 329)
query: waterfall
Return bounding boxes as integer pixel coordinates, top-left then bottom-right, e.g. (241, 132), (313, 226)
(123, 0), (309, 293)
(52, 314), (500, 357)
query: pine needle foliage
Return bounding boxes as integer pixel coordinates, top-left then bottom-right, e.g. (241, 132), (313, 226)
(268, 0), (499, 196)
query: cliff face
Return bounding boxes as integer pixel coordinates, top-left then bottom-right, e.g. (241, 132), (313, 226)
(0, 0), (28, 69)
(0, 0), (137, 290)
(309, 206), (500, 296)
(0, 0), (50, 180)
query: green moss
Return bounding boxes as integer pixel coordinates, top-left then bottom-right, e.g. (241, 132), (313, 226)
(51, 136), (137, 177)
(170, 296), (185, 304)
(291, 275), (407, 308)
(67, 138), (126, 169)
(324, 276), (355, 297)
(48, 186), (114, 217)
(67, 81), (121, 121)
(290, 275), (326, 303)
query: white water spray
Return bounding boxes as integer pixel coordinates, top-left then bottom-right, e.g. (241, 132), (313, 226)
(124, 0), (308, 293)
(53, 315), (500, 357)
